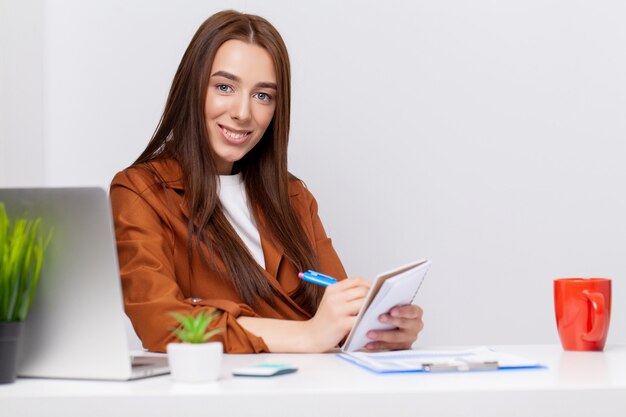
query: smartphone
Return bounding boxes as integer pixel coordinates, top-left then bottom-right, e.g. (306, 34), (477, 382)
(232, 363), (298, 377)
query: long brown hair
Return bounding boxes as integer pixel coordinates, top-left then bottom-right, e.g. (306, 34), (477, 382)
(134, 10), (324, 313)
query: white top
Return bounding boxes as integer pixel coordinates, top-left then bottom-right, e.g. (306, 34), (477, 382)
(218, 173), (265, 269)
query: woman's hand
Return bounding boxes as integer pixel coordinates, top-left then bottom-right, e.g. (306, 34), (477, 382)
(364, 304), (424, 351)
(304, 276), (371, 352)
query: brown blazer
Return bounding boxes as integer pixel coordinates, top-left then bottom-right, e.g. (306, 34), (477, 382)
(110, 159), (347, 353)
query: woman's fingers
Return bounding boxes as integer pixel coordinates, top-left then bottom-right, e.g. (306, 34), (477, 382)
(364, 304), (425, 351)
(378, 313), (424, 333)
(320, 279), (370, 316)
(332, 276), (371, 291)
(327, 283), (370, 303)
(305, 276), (372, 351)
(389, 304), (423, 320)
(364, 341), (407, 351)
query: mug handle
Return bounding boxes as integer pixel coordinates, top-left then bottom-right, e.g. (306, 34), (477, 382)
(581, 290), (607, 342)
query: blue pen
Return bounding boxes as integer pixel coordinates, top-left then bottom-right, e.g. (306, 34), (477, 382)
(298, 270), (337, 287)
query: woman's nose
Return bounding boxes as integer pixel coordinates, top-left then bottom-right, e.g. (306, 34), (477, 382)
(230, 94), (251, 122)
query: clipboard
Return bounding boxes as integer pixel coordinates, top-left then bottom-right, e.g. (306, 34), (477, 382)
(340, 259), (431, 352)
(337, 347), (545, 374)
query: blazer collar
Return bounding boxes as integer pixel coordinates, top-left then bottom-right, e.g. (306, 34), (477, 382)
(147, 158), (310, 316)
(148, 159), (286, 279)
(147, 158), (303, 198)
(147, 159), (184, 190)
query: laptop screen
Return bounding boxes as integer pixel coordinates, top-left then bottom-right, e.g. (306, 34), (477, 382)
(1, 187), (150, 380)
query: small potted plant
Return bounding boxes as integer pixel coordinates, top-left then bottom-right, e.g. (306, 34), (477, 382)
(0, 203), (51, 384)
(166, 308), (223, 382)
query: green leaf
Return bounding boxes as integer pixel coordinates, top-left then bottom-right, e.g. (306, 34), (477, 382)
(202, 328), (223, 342)
(0, 203), (52, 321)
(169, 308), (223, 343)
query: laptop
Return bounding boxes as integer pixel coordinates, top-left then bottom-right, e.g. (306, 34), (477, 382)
(0, 187), (169, 380)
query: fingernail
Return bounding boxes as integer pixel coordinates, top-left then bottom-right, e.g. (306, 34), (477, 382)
(379, 315), (388, 323)
(367, 331), (377, 339)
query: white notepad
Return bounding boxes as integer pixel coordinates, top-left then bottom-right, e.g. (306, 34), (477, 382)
(341, 259), (431, 352)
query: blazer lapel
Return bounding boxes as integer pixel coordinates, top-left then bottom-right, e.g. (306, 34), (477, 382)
(149, 159), (308, 315)
(256, 209), (284, 279)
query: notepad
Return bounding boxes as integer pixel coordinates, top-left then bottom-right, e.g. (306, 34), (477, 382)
(338, 347), (544, 373)
(340, 259), (431, 352)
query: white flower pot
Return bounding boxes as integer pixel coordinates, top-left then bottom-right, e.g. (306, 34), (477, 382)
(166, 341), (223, 382)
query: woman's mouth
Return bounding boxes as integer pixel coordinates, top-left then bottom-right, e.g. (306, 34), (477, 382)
(219, 124), (252, 144)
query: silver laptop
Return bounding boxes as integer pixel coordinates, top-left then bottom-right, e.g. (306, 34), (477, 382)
(0, 187), (169, 380)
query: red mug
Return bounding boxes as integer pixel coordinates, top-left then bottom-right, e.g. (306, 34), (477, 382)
(554, 278), (611, 351)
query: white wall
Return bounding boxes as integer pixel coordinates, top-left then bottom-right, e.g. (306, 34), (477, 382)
(2, 0), (625, 346)
(0, 0), (44, 186)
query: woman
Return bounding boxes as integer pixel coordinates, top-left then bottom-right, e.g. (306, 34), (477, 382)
(110, 10), (423, 353)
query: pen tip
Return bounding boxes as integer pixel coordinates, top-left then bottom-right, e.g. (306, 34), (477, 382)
(298, 272), (304, 279)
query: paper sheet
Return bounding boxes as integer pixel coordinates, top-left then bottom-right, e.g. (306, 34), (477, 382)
(338, 346), (543, 373)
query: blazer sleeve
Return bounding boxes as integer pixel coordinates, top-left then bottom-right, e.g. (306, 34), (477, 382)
(110, 170), (269, 353)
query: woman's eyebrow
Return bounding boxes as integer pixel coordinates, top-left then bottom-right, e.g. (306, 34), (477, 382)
(211, 70), (277, 90)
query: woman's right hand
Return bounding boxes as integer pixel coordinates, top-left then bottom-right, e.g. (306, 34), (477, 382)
(303, 276), (371, 352)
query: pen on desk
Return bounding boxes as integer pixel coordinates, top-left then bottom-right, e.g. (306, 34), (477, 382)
(298, 270), (338, 287)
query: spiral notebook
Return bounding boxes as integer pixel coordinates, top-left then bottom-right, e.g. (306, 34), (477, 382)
(340, 259), (431, 352)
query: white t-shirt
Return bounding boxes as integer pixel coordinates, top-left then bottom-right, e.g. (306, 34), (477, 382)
(218, 173), (265, 269)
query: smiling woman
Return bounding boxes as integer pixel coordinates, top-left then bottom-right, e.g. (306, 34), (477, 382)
(109, 10), (424, 354)
(205, 40), (277, 175)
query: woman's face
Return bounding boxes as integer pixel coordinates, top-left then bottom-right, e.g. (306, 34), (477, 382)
(205, 39), (277, 175)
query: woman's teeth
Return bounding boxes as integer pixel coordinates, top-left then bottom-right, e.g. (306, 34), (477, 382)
(222, 127), (248, 139)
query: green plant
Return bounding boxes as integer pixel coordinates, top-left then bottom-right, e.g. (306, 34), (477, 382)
(171, 309), (223, 343)
(0, 203), (52, 321)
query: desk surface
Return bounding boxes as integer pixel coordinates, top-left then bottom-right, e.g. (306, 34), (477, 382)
(2, 344), (625, 417)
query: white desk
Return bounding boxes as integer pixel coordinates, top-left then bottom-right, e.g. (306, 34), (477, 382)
(1, 344), (625, 417)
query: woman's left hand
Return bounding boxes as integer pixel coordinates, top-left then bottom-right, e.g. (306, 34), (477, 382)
(364, 304), (424, 351)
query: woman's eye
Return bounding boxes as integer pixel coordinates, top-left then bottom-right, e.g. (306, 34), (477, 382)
(216, 84), (233, 93)
(255, 92), (272, 102)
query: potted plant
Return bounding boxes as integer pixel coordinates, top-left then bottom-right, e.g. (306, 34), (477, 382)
(166, 308), (223, 382)
(0, 203), (51, 384)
